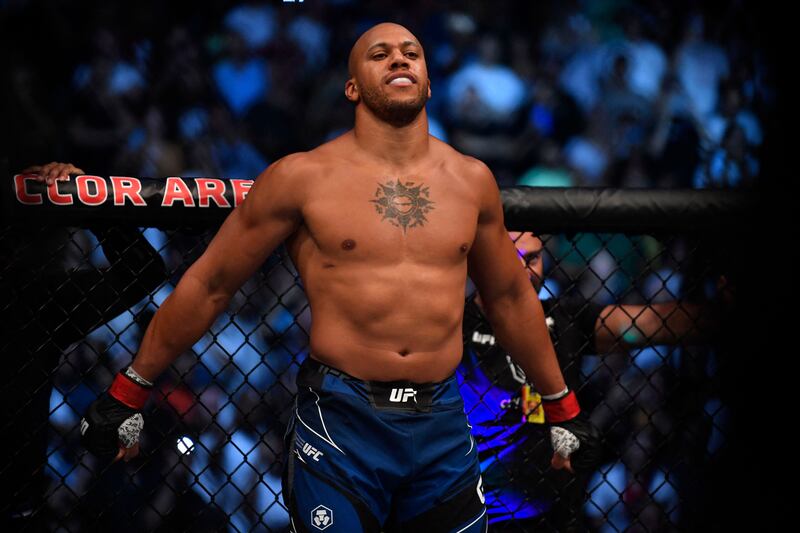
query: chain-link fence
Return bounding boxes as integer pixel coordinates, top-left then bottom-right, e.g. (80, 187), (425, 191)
(1, 181), (751, 532)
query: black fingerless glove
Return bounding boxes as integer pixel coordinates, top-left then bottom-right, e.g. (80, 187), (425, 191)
(549, 410), (603, 473)
(543, 389), (604, 474)
(80, 370), (151, 458)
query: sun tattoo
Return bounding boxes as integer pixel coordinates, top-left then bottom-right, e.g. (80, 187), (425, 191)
(370, 178), (435, 233)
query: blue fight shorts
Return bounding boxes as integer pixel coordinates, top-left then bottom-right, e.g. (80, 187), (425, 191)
(282, 356), (487, 533)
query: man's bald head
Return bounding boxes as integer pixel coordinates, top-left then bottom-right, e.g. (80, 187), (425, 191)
(348, 22), (422, 79)
(344, 21), (430, 127)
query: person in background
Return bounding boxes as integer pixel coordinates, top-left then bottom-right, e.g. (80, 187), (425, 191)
(461, 231), (728, 531)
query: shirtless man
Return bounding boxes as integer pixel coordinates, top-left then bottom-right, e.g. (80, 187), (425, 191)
(80, 23), (601, 532)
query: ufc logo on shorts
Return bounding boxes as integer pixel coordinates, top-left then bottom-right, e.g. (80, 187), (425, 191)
(389, 387), (417, 403)
(302, 442), (324, 461)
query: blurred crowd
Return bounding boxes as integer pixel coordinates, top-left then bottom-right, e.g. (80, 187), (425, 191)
(4, 0), (772, 189)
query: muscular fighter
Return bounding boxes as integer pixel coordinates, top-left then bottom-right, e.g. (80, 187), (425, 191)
(80, 23), (601, 532)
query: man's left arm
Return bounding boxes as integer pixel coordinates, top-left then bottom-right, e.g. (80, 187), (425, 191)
(466, 160), (565, 396)
(466, 159), (602, 474)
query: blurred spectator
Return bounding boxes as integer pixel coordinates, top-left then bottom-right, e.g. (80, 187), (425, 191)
(526, 72), (584, 146)
(180, 111), (217, 177)
(517, 139), (575, 188)
(152, 26), (216, 130)
(285, 9), (332, 73)
(446, 34), (530, 184)
(71, 29), (146, 100)
(647, 73), (701, 187)
(208, 106), (268, 179)
(693, 122), (758, 188)
(509, 33), (536, 86)
(68, 29), (140, 173)
(605, 145), (656, 188)
(116, 106), (185, 178)
(446, 34), (527, 126)
(223, 0), (277, 51)
(244, 84), (301, 162)
(705, 81), (763, 149)
(562, 110), (611, 185)
(611, 9), (667, 103)
(559, 44), (604, 115)
(212, 32), (271, 118)
(599, 53), (654, 162)
(674, 12), (730, 127)
(8, 64), (60, 167)
(539, 2), (597, 64)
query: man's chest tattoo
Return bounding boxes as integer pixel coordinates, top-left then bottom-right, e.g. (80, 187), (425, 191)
(370, 178), (435, 233)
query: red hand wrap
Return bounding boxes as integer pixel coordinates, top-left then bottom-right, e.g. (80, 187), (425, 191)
(542, 389), (581, 423)
(109, 372), (151, 410)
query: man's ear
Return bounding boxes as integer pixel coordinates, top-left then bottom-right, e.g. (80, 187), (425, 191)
(427, 79), (431, 99)
(345, 79), (360, 103)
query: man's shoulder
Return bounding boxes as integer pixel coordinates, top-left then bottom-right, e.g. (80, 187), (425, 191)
(430, 139), (496, 195)
(256, 150), (330, 188)
(460, 157), (497, 198)
(458, 153), (492, 177)
(246, 152), (322, 212)
(274, 133), (355, 173)
(268, 151), (318, 174)
(455, 153), (499, 210)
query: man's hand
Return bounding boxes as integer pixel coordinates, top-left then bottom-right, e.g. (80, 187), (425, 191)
(80, 369), (152, 462)
(542, 390), (603, 475)
(21, 162), (85, 185)
(548, 411), (603, 474)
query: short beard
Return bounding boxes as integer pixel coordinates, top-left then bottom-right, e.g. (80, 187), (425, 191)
(358, 81), (428, 127)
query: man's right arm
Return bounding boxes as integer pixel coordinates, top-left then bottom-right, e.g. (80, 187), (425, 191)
(130, 153), (307, 381)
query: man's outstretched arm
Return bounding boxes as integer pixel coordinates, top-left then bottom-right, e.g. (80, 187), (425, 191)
(80, 154), (307, 462)
(132, 154), (307, 381)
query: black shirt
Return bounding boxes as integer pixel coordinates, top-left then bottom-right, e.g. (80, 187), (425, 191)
(461, 292), (605, 394)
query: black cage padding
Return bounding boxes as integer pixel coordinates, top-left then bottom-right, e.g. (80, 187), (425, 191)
(2, 175), (754, 233)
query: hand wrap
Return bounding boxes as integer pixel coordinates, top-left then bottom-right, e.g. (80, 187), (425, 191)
(542, 389), (603, 473)
(80, 369), (151, 457)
